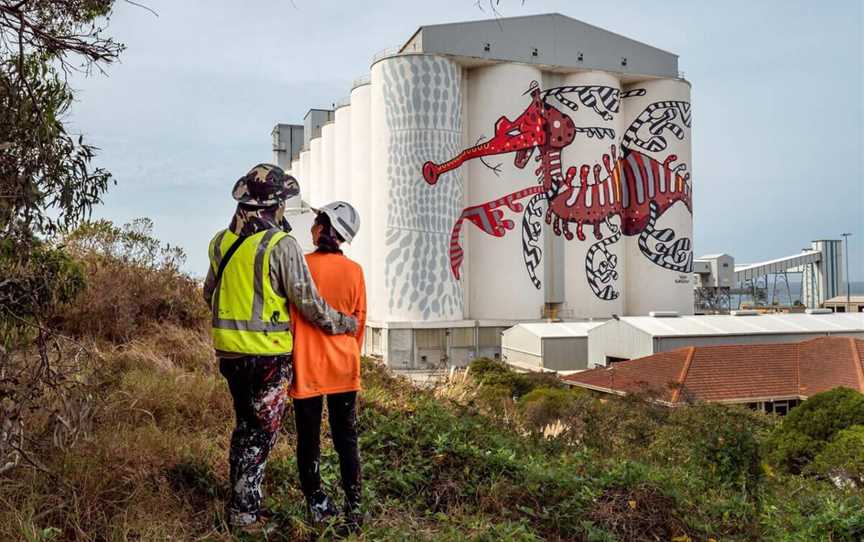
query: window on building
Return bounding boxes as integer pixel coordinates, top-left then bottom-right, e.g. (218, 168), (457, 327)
(478, 327), (503, 348)
(606, 356), (629, 364)
(772, 401), (790, 416)
(763, 400), (798, 416)
(835, 306), (846, 313)
(450, 327), (476, 348)
(416, 329), (446, 350)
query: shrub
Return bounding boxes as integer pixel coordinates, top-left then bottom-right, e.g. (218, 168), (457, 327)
(468, 357), (564, 399)
(579, 393), (669, 457)
(808, 425), (864, 486)
(649, 403), (770, 490)
(518, 387), (585, 429)
(0, 237), (84, 344)
(767, 388), (864, 474)
(57, 219), (209, 342)
(467, 357), (510, 380)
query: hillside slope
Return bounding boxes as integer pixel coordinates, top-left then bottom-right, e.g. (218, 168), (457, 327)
(1, 222), (862, 541)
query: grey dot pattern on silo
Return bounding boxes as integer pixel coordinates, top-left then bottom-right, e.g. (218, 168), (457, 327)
(380, 55), (464, 320)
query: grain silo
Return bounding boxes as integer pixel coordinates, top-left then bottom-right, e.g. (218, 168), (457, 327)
(333, 100), (352, 203)
(275, 14), (693, 368)
(320, 122), (336, 205)
(308, 137), (321, 207)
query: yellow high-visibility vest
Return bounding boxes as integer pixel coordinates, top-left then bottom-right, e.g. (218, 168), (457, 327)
(208, 229), (293, 355)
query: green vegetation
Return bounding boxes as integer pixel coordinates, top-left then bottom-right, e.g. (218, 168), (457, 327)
(0, 221), (861, 540)
(766, 387), (864, 475)
(809, 425), (864, 486)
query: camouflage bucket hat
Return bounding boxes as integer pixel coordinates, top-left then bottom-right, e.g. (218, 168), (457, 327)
(231, 164), (300, 207)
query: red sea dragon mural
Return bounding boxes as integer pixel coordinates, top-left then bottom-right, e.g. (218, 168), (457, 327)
(422, 81), (693, 300)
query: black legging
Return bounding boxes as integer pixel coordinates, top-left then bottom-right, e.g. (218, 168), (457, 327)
(293, 391), (361, 508)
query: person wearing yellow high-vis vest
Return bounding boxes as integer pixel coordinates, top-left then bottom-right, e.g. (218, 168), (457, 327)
(203, 164), (357, 532)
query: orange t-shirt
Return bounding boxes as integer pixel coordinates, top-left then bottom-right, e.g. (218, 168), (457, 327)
(290, 252), (366, 399)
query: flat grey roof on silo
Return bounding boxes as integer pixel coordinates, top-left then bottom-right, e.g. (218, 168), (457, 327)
(401, 13), (679, 78)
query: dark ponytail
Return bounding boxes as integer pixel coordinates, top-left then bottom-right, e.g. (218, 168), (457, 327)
(314, 212), (344, 254)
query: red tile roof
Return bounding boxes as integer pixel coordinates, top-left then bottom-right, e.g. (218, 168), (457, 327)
(562, 337), (864, 404)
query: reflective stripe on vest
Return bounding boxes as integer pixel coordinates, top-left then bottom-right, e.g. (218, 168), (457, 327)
(208, 229), (293, 354)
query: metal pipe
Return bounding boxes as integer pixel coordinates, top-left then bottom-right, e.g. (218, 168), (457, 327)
(842, 233), (852, 311)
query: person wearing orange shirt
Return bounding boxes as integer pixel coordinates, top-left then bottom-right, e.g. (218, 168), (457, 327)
(290, 201), (366, 533)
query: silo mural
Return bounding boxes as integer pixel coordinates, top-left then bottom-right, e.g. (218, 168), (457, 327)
(371, 54), (465, 321)
(422, 80), (692, 304)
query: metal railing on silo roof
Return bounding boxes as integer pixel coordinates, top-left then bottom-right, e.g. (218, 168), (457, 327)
(335, 96), (351, 109)
(351, 74), (371, 89)
(371, 46), (402, 64)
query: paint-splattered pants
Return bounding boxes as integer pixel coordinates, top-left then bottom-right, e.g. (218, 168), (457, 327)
(219, 355), (292, 526)
(294, 391), (362, 511)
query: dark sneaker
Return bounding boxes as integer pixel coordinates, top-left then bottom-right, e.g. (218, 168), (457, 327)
(306, 490), (338, 525)
(337, 501), (364, 536)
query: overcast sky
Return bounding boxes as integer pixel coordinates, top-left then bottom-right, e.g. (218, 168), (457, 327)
(69, 0), (863, 280)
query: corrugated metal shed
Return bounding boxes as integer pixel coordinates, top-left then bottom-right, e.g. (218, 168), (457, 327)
(502, 322), (603, 372)
(587, 313), (864, 366)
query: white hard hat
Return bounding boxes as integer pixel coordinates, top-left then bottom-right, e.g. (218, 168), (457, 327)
(315, 201), (360, 243)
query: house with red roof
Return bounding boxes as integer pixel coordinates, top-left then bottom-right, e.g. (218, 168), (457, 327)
(562, 337), (864, 415)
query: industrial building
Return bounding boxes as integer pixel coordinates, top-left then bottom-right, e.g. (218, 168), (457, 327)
(501, 322), (602, 372)
(273, 14), (696, 368)
(693, 240), (847, 313)
(564, 337), (864, 414)
(824, 296), (864, 313)
(586, 312), (864, 367)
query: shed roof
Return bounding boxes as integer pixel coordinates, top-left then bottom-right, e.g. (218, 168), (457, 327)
(505, 321), (603, 339)
(605, 313), (864, 338)
(563, 337), (864, 404)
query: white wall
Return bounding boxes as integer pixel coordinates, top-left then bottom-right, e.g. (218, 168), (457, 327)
(587, 319), (653, 366)
(501, 325), (543, 357)
(502, 348), (542, 371)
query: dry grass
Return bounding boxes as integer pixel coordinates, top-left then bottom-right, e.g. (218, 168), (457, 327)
(0, 325), (236, 541)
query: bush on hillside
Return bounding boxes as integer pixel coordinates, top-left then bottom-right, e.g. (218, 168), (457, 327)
(0, 237), (84, 344)
(518, 386), (588, 430)
(767, 388), (864, 474)
(467, 357), (564, 399)
(808, 425), (864, 486)
(56, 219), (209, 342)
(467, 356), (509, 380)
(649, 403), (771, 490)
(576, 393), (670, 457)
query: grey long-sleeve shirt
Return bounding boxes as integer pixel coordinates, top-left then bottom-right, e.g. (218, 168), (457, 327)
(203, 232), (357, 356)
